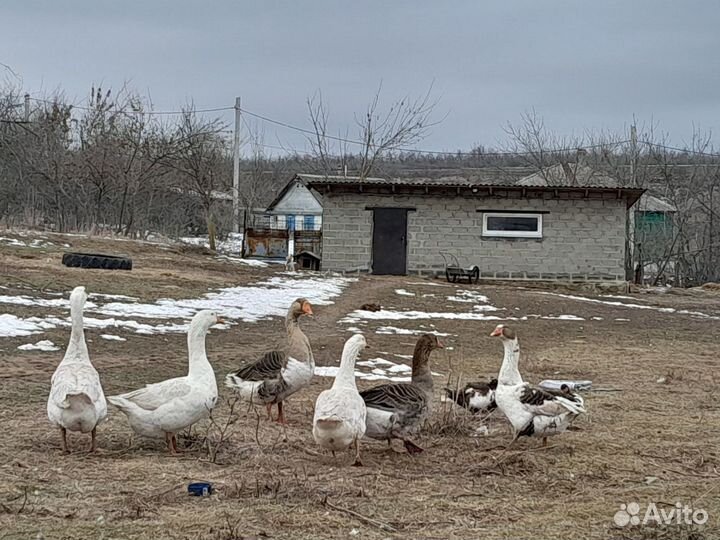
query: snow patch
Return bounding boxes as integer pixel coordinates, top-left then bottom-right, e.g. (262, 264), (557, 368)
(375, 326), (452, 337)
(536, 291), (720, 320)
(17, 340), (59, 351)
(447, 290), (489, 304)
(100, 334), (127, 342)
(395, 289), (416, 297)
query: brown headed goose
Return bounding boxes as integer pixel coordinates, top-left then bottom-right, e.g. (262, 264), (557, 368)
(444, 379), (497, 414)
(313, 334), (368, 465)
(225, 298), (314, 424)
(47, 286), (107, 453)
(359, 334), (443, 454)
(491, 324), (585, 446)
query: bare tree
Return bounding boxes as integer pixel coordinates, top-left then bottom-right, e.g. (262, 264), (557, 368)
(166, 107), (229, 250)
(306, 84), (438, 178)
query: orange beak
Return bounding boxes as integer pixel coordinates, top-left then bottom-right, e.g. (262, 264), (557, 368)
(216, 316), (226, 324)
(490, 327), (503, 337)
(302, 302), (313, 315)
(436, 339), (445, 348)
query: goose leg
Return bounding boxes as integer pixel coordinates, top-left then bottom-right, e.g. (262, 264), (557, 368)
(165, 432), (177, 455)
(403, 439), (424, 455)
(276, 401), (287, 424)
(352, 438), (363, 467)
(171, 434), (180, 454)
(60, 427), (69, 454)
(265, 403), (274, 421)
(542, 437), (548, 448)
(90, 427), (97, 453)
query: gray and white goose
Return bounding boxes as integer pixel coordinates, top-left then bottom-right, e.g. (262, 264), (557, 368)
(491, 324), (585, 446)
(359, 334), (443, 454)
(225, 298), (314, 424)
(444, 378), (497, 414)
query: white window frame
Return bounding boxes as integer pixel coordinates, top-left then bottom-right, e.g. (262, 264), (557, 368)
(482, 212), (543, 238)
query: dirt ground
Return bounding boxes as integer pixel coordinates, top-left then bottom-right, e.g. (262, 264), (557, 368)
(1, 231), (719, 540)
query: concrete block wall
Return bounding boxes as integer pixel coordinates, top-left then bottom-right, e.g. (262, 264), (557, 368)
(320, 192), (628, 281)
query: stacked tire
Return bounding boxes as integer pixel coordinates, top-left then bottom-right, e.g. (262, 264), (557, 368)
(61, 252), (133, 271)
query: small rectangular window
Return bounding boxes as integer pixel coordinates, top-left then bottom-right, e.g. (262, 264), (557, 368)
(482, 212), (542, 238)
(304, 215), (314, 230)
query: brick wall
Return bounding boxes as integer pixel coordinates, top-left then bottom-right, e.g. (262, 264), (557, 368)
(320, 192), (628, 281)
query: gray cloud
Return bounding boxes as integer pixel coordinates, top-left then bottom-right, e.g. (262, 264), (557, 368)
(2, 0), (719, 153)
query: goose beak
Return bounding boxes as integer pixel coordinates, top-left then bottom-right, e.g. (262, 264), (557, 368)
(216, 317), (226, 324)
(436, 339), (445, 348)
(302, 302), (314, 316)
(490, 327), (503, 337)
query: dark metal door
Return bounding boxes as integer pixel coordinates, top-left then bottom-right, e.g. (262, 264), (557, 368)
(372, 208), (408, 275)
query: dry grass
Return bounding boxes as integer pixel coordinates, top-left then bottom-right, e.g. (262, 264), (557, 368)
(0, 230), (719, 539)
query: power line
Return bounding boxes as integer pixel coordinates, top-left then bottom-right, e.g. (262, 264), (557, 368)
(240, 106), (633, 157)
(639, 140), (720, 159)
(28, 97), (233, 116)
(17, 96), (720, 159)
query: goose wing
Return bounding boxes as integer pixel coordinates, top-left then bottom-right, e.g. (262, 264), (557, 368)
(230, 350), (285, 381)
(360, 383), (427, 413)
(519, 384), (585, 417)
(116, 377), (192, 411)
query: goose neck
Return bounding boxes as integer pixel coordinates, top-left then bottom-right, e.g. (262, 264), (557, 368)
(66, 296), (89, 360)
(333, 342), (363, 388)
(498, 338), (522, 385)
(411, 341), (434, 392)
(187, 325), (212, 377)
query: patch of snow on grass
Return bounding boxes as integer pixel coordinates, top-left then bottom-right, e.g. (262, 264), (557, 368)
(0, 274), (354, 338)
(17, 340), (59, 351)
(0, 314), (46, 337)
(218, 255), (269, 267)
(343, 308), (500, 324)
(536, 291), (720, 320)
(395, 289), (416, 297)
(542, 314), (585, 321)
(0, 237), (27, 247)
(100, 334), (127, 341)
(375, 326), (452, 337)
(447, 290), (489, 303)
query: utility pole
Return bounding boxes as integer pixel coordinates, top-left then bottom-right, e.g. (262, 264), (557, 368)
(626, 123), (639, 283)
(23, 94), (30, 122)
(232, 97), (241, 234)
(630, 124), (638, 187)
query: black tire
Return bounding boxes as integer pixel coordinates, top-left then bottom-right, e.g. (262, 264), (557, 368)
(62, 252), (133, 271)
(445, 269), (452, 283)
(471, 266), (480, 284)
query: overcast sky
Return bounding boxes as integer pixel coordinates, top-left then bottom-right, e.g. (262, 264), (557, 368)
(2, 0), (719, 155)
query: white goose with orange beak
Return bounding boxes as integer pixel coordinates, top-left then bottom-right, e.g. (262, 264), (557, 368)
(491, 324), (586, 446)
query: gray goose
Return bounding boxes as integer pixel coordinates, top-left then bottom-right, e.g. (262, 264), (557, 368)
(225, 298), (314, 424)
(359, 334), (443, 454)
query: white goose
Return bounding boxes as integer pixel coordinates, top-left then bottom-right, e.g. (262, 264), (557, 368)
(47, 286), (107, 453)
(491, 324), (586, 446)
(108, 310), (222, 454)
(313, 334), (368, 466)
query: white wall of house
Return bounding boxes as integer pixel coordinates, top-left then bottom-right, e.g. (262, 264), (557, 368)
(270, 180), (323, 230)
